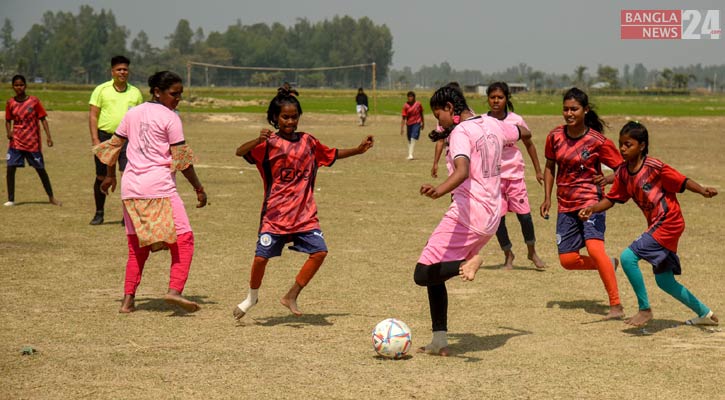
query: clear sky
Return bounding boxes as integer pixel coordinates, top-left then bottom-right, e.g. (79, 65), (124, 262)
(2, 0), (724, 75)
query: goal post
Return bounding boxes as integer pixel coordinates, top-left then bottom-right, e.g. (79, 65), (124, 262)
(186, 61), (377, 114)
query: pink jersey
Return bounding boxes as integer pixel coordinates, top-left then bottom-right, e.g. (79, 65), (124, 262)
(115, 102), (185, 199)
(494, 112), (529, 180)
(445, 116), (520, 235)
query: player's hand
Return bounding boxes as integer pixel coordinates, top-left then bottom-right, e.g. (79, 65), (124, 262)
(702, 187), (718, 198)
(92, 138), (101, 146)
(593, 174), (606, 187)
(101, 176), (116, 195)
(420, 184), (440, 199)
(578, 207), (594, 221)
(259, 129), (273, 143)
(540, 199), (551, 219)
(196, 190), (208, 208)
(47, 138), (54, 147)
(357, 135), (374, 154)
(535, 171), (544, 185)
(6, 133), (13, 141)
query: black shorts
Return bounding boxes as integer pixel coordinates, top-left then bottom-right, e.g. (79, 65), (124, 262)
(94, 130), (127, 176)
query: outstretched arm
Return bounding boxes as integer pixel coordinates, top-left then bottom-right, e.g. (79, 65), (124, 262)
(420, 156), (468, 199)
(685, 178), (718, 198)
(579, 198), (615, 220)
(337, 135), (374, 159)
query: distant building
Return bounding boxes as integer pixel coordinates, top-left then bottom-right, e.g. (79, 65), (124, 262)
(464, 82), (529, 96)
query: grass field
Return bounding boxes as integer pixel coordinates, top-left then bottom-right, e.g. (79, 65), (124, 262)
(1, 109), (724, 399)
(2, 84), (725, 116)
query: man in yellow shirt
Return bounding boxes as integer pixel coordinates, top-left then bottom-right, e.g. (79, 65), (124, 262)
(88, 55), (144, 225)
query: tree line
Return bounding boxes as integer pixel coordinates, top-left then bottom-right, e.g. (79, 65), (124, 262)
(1, 6), (724, 92)
(0, 6), (393, 88)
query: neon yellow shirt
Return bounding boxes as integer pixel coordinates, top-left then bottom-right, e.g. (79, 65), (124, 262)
(89, 80), (144, 133)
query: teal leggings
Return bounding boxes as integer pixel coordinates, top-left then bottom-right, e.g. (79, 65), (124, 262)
(620, 247), (710, 317)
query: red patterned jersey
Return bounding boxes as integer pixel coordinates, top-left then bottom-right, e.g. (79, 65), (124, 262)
(244, 132), (338, 234)
(402, 101), (423, 126)
(545, 126), (622, 212)
(606, 157), (687, 252)
(5, 96), (47, 152)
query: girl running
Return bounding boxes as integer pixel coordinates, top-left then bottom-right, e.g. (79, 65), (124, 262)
(4, 75), (61, 206)
(486, 82), (545, 270)
(415, 85), (530, 356)
(234, 86), (374, 320)
(579, 121), (718, 327)
(540, 87), (624, 320)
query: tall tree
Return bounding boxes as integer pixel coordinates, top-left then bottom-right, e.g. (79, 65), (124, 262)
(168, 19), (194, 55)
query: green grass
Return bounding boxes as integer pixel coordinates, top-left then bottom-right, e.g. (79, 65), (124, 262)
(2, 84), (724, 116)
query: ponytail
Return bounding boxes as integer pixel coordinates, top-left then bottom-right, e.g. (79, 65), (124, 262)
(563, 87), (606, 133)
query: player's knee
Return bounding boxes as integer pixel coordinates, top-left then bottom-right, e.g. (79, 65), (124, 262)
(620, 248), (639, 270)
(558, 252), (579, 270)
(413, 263), (430, 286)
(654, 271), (677, 290)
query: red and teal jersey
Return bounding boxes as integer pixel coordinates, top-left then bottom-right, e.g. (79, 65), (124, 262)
(244, 132), (338, 234)
(606, 157), (687, 252)
(545, 126), (622, 212)
(5, 96), (47, 152)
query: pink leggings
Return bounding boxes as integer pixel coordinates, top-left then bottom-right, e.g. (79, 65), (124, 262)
(124, 232), (195, 295)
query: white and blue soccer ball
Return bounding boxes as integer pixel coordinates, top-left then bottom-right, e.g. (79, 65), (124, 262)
(371, 318), (412, 359)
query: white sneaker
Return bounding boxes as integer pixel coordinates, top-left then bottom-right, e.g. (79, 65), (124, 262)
(407, 155), (414, 160)
(3, 201), (15, 206)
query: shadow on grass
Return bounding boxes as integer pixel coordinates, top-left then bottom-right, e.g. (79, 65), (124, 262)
(132, 295), (216, 316)
(546, 299), (609, 316)
(251, 313), (350, 328)
(621, 319), (683, 336)
(445, 327), (532, 363)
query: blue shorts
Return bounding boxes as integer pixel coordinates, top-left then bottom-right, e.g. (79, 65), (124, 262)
(406, 123), (421, 141)
(629, 232), (681, 275)
(7, 148), (44, 169)
(255, 230), (328, 259)
(556, 211), (606, 254)
(94, 130), (127, 175)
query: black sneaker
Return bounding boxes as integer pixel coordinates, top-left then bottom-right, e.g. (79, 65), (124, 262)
(89, 212), (104, 225)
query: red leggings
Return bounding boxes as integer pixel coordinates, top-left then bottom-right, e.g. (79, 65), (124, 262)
(124, 232), (194, 295)
(559, 239), (620, 306)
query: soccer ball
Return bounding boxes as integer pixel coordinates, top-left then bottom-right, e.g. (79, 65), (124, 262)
(371, 318), (412, 359)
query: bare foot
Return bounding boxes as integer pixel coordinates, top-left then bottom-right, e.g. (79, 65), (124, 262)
(119, 295), (135, 313)
(164, 292), (200, 313)
(501, 250), (515, 270)
(459, 255), (482, 281)
(528, 252), (546, 270)
(416, 345), (450, 357)
(604, 304), (625, 320)
(49, 197), (62, 206)
(624, 309), (653, 327)
(280, 297), (302, 316)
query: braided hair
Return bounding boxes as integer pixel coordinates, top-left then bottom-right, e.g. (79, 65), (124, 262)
(267, 85), (302, 129)
(428, 84), (469, 142)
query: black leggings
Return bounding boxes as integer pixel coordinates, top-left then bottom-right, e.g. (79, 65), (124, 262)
(414, 261), (463, 332)
(6, 166), (54, 202)
(495, 213), (536, 251)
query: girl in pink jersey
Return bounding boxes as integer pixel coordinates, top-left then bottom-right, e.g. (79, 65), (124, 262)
(415, 85), (530, 356)
(540, 87), (624, 320)
(4, 75), (61, 207)
(580, 121), (718, 327)
(486, 82), (545, 270)
(95, 71), (208, 314)
(234, 87), (374, 320)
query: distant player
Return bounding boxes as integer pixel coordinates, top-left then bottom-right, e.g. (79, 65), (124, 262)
(233, 86), (374, 320)
(355, 87), (368, 126)
(88, 55), (144, 225)
(415, 85), (530, 356)
(486, 82), (545, 270)
(400, 91), (424, 160)
(540, 88), (624, 320)
(4, 74), (61, 207)
(579, 121), (718, 327)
